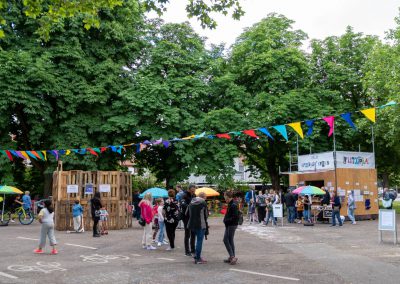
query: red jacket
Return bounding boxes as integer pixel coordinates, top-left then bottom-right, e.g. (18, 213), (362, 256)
(139, 201), (153, 224)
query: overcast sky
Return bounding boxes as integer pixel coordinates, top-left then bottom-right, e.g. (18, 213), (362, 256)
(152, 0), (400, 48)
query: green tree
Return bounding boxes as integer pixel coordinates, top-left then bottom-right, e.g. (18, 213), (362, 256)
(0, 0), (244, 39)
(106, 21), (237, 187)
(0, 0), (146, 193)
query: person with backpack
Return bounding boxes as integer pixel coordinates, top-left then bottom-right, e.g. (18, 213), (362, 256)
(285, 189), (296, 223)
(245, 186), (256, 220)
(256, 190), (267, 224)
(223, 190), (240, 265)
(181, 185), (196, 256)
(163, 189), (181, 251)
(330, 192), (342, 227)
(90, 192), (102, 237)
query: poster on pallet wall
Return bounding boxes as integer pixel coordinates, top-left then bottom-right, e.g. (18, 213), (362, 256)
(99, 184), (111, 193)
(84, 184), (93, 195)
(67, 184), (78, 193)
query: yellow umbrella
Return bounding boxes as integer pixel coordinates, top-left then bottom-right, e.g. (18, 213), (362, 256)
(195, 187), (220, 197)
(0, 186), (23, 194)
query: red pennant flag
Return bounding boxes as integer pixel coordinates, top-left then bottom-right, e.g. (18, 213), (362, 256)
(100, 147), (108, 153)
(31, 151), (41, 160)
(323, 116), (335, 137)
(216, 133), (231, 140)
(243, 129), (259, 138)
(87, 148), (99, 156)
(4, 150), (13, 161)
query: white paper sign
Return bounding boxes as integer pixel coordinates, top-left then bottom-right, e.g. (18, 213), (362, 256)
(345, 181), (350, 185)
(354, 190), (361, 196)
(67, 184), (79, 193)
(355, 182), (360, 186)
(298, 152), (334, 172)
(336, 151), (375, 169)
(273, 204), (283, 218)
(338, 189), (346, 197)
(355, 195), (364, 202)
(99, 184), (111, 193)
(327, 182), (332, 187)
(379, 210), (396, 231)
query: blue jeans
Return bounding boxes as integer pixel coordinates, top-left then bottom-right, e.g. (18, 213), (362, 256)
(303, 209), (311, 222)
(158, 221), (165, 243)
(332, 210), (342, 226)
(287, 206), (296, 223)
(264, 210), (276, 225)
(194, 228), (206, 260)
(347, 208), (355, 223)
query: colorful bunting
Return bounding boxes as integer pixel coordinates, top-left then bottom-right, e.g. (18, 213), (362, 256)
(287, 122), (304, 139)
(243, 130), (259, 138)
(20, 151), (30, 160)
(153, 139), (163, 145)
(360, 108), (376, 123)
(87, 148), (99, 156)
(42, 151), (47, 161)
(195, 132), (206, 139)
(340, 113), (356, 129)
(1, 150), (13, 161)
(49, 150), (59, 161)
(258, 128), (274, 140)
(163, 140), (170, 148)
(323, 116), (335, 137)
(26, 151), (38, 160)
(305, 120), (314, 137)
(216, 133), (231, 140)
(272, 125), (288, 141)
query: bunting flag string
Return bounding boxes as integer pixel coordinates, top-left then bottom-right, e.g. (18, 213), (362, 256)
(0, 102), (396, 162)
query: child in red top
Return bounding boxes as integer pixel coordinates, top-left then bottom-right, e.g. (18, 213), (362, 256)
(139, 193), (155, 250)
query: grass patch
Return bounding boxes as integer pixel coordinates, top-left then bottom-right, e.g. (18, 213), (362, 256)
(379, 200), (400, 214)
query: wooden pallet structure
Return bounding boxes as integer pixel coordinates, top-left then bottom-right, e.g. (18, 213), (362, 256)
(52, 165), (132, 231)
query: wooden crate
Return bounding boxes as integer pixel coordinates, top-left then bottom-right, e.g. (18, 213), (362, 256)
(52, 170), (132, 231)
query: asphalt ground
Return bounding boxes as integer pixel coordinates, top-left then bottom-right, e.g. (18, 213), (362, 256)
(1, 217), (400, 284)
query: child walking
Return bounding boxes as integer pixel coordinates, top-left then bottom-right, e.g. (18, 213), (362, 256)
(263, 198), (276, 226)
(156, 198), (167, 247)
(99, 207), (109, 235)
(34, 200), (57, 254)
(72, 199), (84, 233)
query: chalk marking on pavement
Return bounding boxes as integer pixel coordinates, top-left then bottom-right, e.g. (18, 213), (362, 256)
(156, 258), (175, 261)
(65, 243), (97, 250)
(17, 237), (39, 241)
(229, 269), (300, 281)
(0, 272), (18, 279)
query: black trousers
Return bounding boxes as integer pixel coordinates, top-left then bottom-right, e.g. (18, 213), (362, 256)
(184, 221), (196, 253)
(165, 222), (178, 248)
(223, 225), (237, 258)
(93, 217), (99, 236)
(257, 206), (266, 222)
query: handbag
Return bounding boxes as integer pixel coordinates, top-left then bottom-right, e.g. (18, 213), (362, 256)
(94, 210), (101, 218)
(138, 217), (146, 227)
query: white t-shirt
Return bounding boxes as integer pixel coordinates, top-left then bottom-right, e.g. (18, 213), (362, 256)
(38, 208), (54, 224)
(157, 205), (164, 222)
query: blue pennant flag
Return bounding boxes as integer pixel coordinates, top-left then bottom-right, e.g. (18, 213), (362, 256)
(258, 127), (274, 140)
(340, 112), (356, 129)
(305, 120), (315, 137)
(272, 125), (288, 141)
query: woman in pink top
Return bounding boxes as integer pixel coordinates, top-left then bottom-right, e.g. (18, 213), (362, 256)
(139, 192), (156, 250)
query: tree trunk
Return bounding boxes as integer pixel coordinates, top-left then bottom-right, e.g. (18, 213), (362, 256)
(382, 172), (390, 188)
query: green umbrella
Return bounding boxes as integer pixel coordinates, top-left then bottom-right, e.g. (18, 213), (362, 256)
(0, 185), (23, 223)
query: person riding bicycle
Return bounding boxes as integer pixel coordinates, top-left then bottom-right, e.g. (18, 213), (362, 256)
(10, 195), (23, 223)
(22, 191), (32, 212)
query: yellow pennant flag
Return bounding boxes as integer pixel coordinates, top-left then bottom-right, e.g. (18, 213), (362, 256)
(20, 151), (30, 160)
(182, 135), (196, 140)
(66, 150), (71, 155)
(360, 108), (376, 123)
(42, 151), (47, 161)
(287, 122), (304, 139)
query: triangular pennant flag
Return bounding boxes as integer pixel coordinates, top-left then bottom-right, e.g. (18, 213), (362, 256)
(163, 140), (170, 148)
(59, 150), (66, 155)
(143, 140), (152, 145)
(272, 125), (288, 141)
(216, 133), (231, 140)
(30, 151), (41, 160)
(34, 151), (45, 160)
(287, 122), (304, 139)
(182, 135), (195, 140)
(65, 150), (71, 155)
(340, 113), (356, 129)
(323, 116), (335, 137)
(153, 138), (163, 145)
(360, 108), (376, 123)
(194, 132), (206, 139)
(207, 135), (215, 139)
(305, 120), (314, 137)
(26, 151), (38, 160)
(93, 148), (101, 153)
(20, 151), (30, 160)
(229, 131), (242, 136)
(258, 128), (274, 140)
(242, 129), (259, 138)
(87, 148), (99, 156)
(379, 101), (396, 108)
(9, 150), (20, 158)
(100, 147), (107, 153)
(42, 151), (47, 161)
(15, 151), (26, 159)
(49, 150), (59, 161)
(1, 150), (13, 161)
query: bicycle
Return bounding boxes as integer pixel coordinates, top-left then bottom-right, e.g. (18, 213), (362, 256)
(0, 206), (34, 225)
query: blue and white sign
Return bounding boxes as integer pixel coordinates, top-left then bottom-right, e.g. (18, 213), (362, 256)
(84, 184), (93, 195)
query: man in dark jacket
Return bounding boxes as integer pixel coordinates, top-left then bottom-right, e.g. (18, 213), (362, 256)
(181, 185), (196, 256)
(186, 192), (208, 264)
(223, 191), (239, 265)
(284, 190), (296, 223)
(330, 192), (342, 226)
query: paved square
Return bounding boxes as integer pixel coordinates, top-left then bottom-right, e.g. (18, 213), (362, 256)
(1, 218), (400, 283)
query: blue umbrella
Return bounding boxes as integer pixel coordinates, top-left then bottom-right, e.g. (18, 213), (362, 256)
(139, 187), (168, 199)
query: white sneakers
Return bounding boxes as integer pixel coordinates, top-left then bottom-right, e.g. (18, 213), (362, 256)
(147, 245), (157, 250)
(166, 247), (173, 251)
(157, 242), (162, 247)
